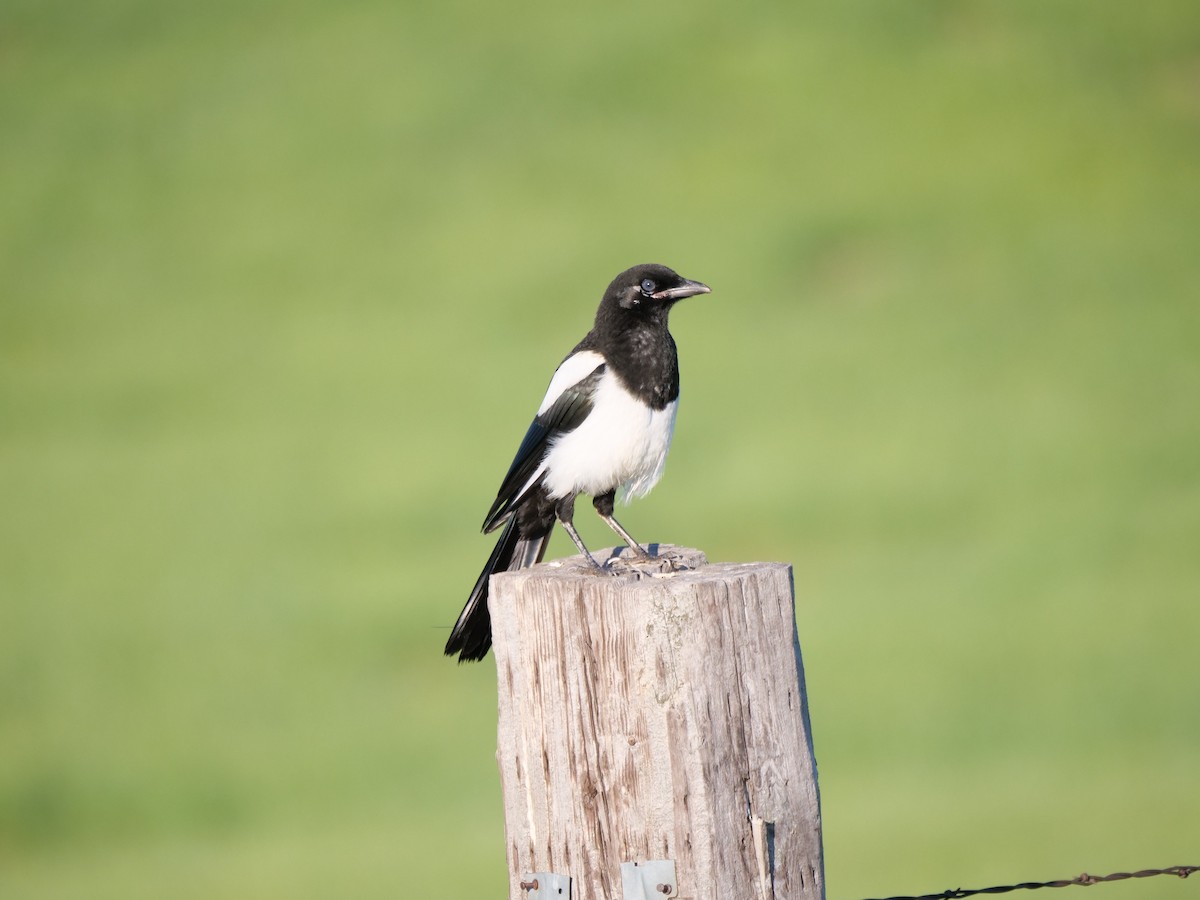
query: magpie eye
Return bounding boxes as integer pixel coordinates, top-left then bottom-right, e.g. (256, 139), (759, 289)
(640, 278), (656, 294)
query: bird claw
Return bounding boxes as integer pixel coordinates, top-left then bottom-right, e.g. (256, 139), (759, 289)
(603, 548), (693, 577)
(572, 546), (694, 577)
(579, 553), (613, 575)
(658, 554), (692, 572)
(602, 556), (637, 575)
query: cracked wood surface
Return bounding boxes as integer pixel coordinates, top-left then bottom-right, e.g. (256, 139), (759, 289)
(492, 546), (824, 900)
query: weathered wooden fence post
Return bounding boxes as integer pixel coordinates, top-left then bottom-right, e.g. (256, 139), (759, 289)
(491, 545), (824, 900)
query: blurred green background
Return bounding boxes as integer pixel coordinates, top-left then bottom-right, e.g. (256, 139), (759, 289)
(2, 1), (1198, 897)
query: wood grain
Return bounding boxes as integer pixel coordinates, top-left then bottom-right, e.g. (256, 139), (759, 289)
(492, 545), (824, 900)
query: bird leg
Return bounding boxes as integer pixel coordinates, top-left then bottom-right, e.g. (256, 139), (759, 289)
(593, 491), (653, 560)
(555, 495), (605, 571)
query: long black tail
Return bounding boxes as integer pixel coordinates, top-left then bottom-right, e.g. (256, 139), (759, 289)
(444, 516), (551, 662)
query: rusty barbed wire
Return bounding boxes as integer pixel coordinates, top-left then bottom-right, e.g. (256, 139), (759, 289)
(861, 865), (1199, 900)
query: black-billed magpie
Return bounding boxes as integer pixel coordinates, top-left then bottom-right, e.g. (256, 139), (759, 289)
(445, 263), (711, 662)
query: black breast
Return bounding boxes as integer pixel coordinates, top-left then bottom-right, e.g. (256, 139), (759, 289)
(605, 325), (679, 411)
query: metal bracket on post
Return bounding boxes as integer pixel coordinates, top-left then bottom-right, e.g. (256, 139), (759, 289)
(620, 860), (678, 899)
(518, 872), (571, 899)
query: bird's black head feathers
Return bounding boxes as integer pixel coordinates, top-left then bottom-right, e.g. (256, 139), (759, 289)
(600, 263), (711, 316)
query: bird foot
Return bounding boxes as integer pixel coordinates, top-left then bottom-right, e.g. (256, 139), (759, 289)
(555, 545), (705, 577)
(581, 554), (611, 574)
(603, 546), (694, 577)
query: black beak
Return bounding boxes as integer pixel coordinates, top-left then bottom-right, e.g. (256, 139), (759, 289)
(652, 279), (711, 302)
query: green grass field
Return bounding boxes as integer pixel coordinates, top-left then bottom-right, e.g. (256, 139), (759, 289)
(2, 1), (1198, 897)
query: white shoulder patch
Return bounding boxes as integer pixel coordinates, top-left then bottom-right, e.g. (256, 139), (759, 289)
(536, 349), (606, 416)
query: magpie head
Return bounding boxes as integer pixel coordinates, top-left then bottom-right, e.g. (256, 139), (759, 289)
(605, 263), (711, 314)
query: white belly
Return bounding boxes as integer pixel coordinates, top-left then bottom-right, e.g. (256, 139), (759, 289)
(540, 369), (677, 502)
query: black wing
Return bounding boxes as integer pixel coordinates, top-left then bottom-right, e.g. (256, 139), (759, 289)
(481, 361), (606, 532)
